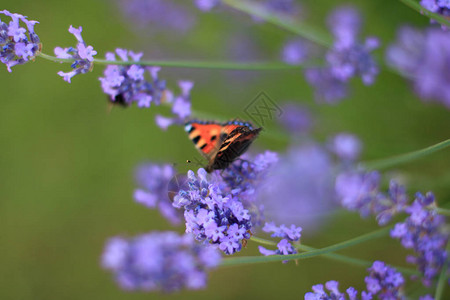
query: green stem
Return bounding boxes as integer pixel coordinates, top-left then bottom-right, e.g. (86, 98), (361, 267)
(362, 139), (450, 170)
(436, 207), (450, 217)
(38, 52), (302, 71)
(434, 242), (450, 300)
(222, 0), (332, 47)
(249, 236), (420, 276)
(221, 226), (392, 266)
(398, 0), (450, 28)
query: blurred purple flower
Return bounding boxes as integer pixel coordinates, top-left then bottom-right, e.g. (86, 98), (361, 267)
(305, 68), (348, 104)
(54, 25), (97, 83)
(335, 171), (408, 225)
(99, 49), (167, 108)
(305, 6), (379, 103)
(0, 10), (40, 72)
(278, 102), (313, 134)
(102, 231), (221, 292)
(195, 0), (221, 11)
(257, 144), (337, 232)
(133, 163), (183, 225)
(328, 133), (362, 161)
(281, 38), (308, 65)
(390, 192), (448, 286)
(387, 26), (450, 108)
(118, 0), (196, 34)
(155, 80), (193, 130)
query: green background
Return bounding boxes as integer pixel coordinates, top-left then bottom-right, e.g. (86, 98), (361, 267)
(0, 0), (449, 299)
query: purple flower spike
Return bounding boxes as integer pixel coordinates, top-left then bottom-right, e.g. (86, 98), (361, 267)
(365, 261), (405, 299)
(305, 6), (379, 103)
(0, 10), (41, 72)
(133, 163), (183, 225)
(304, 281), (359, 300)
(387, 26), (450, 108)
(102, 231), (221, 292)
(390, 193), (448, 285)
(55, 25), (97, 83)
(99, 48), (166, 108)
(336, 171), (408, 225)
(173, 168), (252, 255)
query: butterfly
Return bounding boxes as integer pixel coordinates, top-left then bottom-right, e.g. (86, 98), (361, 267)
(184, 120), (262, 172)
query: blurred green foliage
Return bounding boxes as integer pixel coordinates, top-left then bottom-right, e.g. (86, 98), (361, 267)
(0, 0), (449, 299)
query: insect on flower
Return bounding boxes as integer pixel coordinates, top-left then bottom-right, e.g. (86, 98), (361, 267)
(184, 120), (262, 172)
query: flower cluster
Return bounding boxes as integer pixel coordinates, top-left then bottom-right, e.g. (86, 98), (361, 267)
(306, 6), (379, 103)
(173, 168), (252, 255)
(0, 10), (40, 72)
(305, 261), (405, 300)
(99, 48), (165, 107)
(217, 151), (279, 226)
(102, 231), (221, 292)
(421, 0), (450, 27)
(391, 192), (448, 286)
(365, 261), (405, 299)
(335, 171), (408, 225)
(387, 26), (450, 108)
(258, 222), (302, 258)
(54, 25), (97, 83)
(133, 163), (183, 225)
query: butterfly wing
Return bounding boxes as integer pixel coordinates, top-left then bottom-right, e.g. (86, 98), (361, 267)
(184, 121), (226, 160)
(207, 126), (262, 172)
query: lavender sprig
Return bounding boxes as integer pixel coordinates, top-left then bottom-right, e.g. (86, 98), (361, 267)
(0, 10), (40, 72)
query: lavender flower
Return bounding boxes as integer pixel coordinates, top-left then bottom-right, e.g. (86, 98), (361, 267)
(304, 281), (369, 300)
(335, 171), (408, 225)
(118, 0), (196, 34)
(387, 26), (450, 108)
(102, 231), (221, 292)
(305, 261), (405, 299)
(390, 192), (448, 286)
(133, 163), (183, 225)
(195, 0), (221, 11)
(217, 151), (279, 227)
(365, 261), (405, 299)
(155, 80), (193, 130)
(258, 222), (302, 258)
(281, 38), (308, 65)
(0, 10), (40, 72)
(99, 49), (165, 107)
(54, 25), (97, 83)
(305, 6), (379, 103)
(173, 168), (252, 255)
(328, 133), (362, 161)
(278, 102), (313, 134)
(257, 144), (337, 231)
(420, 0), (450, 27)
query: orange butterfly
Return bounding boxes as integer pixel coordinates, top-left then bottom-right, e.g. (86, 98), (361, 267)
(185, 120), (262, 172)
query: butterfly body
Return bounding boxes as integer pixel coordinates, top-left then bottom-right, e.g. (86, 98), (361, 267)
(185, 120), (261, 172)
